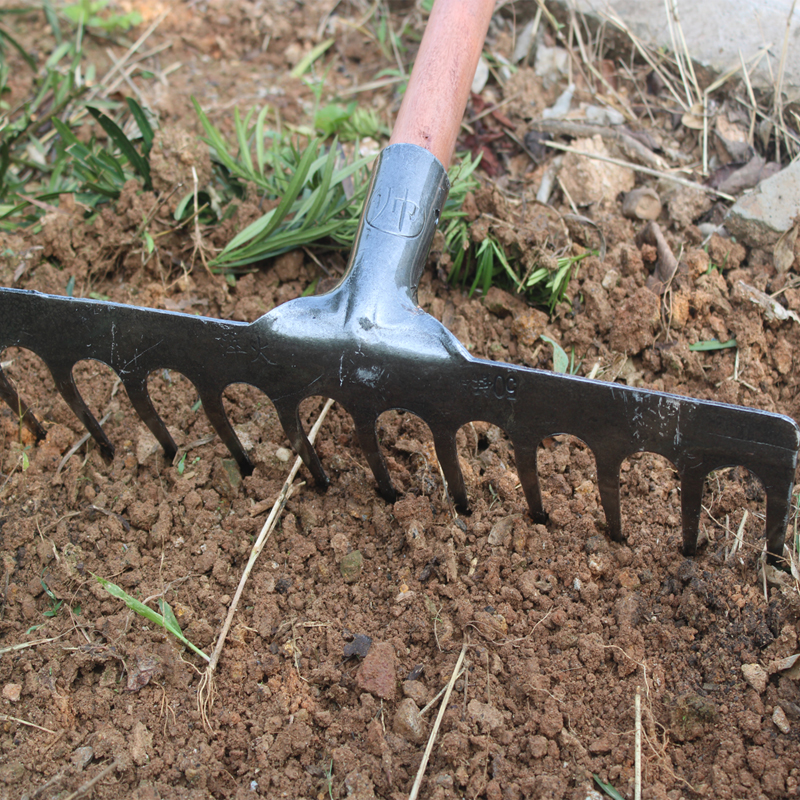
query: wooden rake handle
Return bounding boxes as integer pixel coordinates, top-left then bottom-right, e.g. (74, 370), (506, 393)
(389, 0), (495, 167)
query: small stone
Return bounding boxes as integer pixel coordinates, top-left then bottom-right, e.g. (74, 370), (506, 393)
(487, 517), (514, 547)
(393, 697), (426, 743)
(2, 684), (21, 703)
(622, 187), (662, 220)
(71, 746), (94, 770)
(275, 447), (292, 462)
(742, 663), (768, 694)
(773, 705), (791, 734)
(344, 769), (377, 800)
(136, 429), (160, 465)
(340, 550), (364, 583)
(726, 160), (800, 247)
(467, 698), (505, 733)
(355, 641), (397, 700)
(213, 458), (242, 498)
(483, 286), (525, 318)
(403, 680), (428, 706)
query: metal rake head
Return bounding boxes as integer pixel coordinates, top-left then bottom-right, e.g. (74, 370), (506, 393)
(2, 145), (798, 565)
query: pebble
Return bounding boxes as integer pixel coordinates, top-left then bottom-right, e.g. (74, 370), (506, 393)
(71, 746), (94, 770)
(773, 706), (791, 734)
(742, 663), (768, 694)
(339, 550), (363, 583)
(393, 697), (426, 743)
(355, 642), (397, 700)
(403, 680), (428, 706)
(2, 684), (21, 703)
(275, 446), (292, 462)
(467, 698), (505, 733)
(725, 160), (800, 247)
(487, 517), (514, 547)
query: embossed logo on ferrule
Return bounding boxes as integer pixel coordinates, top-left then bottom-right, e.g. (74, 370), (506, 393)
(366, 187), (424, 238)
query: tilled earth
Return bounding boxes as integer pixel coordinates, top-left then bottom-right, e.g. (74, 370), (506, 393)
(1, 2), (800, 799)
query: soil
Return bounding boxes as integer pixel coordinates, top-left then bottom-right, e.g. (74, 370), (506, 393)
(2, 3), (800, 800)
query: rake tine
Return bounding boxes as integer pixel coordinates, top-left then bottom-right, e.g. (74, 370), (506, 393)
(49, 366), (115, 462)
(766, 484), (793, 565)
(0, 366), (47, 441)
(596, 456), (624, 543)
(679, 468), (705, 557)
(432, 429), (468, 509)
(273, 400), (330, 489)
(198, 391), (254, 477)
(123, 379), (178, 462)
(513, 441), (547, 524)
(352, 414), (397, 503)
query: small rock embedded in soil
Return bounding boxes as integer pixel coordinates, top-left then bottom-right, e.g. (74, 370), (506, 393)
(393, 697), (426, 743)
(339, 550), (363, 583)
(742, 663), (768, 694)
(467, 698), (505, 733)
(403, 680), (428, 706)
(344, 768), (377, 799)
(725, 159), (800, 247)
(773, 706), (791, 734)
(622, 187), (662, 220)
(2, 683), (21, 702)
(355, 641), (397, 700)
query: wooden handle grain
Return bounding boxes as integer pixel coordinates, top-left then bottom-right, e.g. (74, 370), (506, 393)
(389, 0), (495, 167)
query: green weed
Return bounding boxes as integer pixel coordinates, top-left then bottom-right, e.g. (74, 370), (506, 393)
(592, 774), (625, 800)
(95, 575), (210, 661)
(40, 576), (63, 617)
(62, 0), (143, 33)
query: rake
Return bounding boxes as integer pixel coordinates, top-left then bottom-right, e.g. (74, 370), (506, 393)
(1, 0), (798, 565)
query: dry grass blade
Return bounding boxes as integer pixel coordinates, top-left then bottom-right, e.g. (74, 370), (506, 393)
(773, 0), (798, 162)
(0, 714), (57, 734)
(197, 399), (335, 733)
(61, 760), (119, 800)
(408, 642), (467, 800)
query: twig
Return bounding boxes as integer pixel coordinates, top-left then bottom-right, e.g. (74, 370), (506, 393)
(85, 11), (170, 104)
(408, 642), (467, 800)
(197, 399), (335, 732)
(61, 760), (119, 800)
(528, 118), (665, 170)
(543, 140), (735, 201)
(419, 665), (466, 716)
(55, 412), (113, 478)
(0, 714), (57, 735)
(635, 686), (642, 800)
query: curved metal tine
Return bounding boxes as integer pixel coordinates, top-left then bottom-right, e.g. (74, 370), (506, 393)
(432, 428), (468, 510)
(272, 400), (329, 489)
(352, 414), (397, 504)
(679, 469), (705, 556)
(124, 378), (178, 462)
(198, 390), (254, 477)
(50, 366), (115, 462)
(765, 476), (793, 565)
(596, 455), (624, 542)
(0, 366), (46, 441)
(512, 440), (546, 524)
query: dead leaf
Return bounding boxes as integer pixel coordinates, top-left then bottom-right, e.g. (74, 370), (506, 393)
(738, 281), (800, 324)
